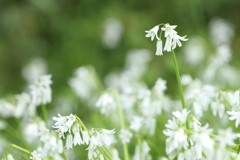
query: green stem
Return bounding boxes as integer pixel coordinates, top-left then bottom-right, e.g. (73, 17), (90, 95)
(218, 90), (232, 110)
(137, 137), (142, 160)
(61, 151), (69, 160)
(76, 117), (112, 160)
(41, 104), (48, 126)
(113, 90), (130, 160)
(171, 50), (186, 109)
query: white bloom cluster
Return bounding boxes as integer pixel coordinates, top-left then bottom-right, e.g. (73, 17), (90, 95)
(145, 24), (188, 56)
(68, 66), (99, 103)
(133, 141), (152, 160)
(184, 79), (220, 118)
(102, 18), (123, 49)
(227, 90), (240, 127)
(52, 114), (115, 160)
(96, 92), (117, 116)
(119, 129), (132, 144)
(30, 74), (52, 106)
(163, 109), (214, 160)
(30, 150), (43, 160)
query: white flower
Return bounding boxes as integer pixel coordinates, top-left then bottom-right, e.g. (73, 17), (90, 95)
(7, 154), (14, 160)
(39, 127), (50, 142)
(119, 129), (132, 144)
(145, 25), (160, 41)
(161, 24), (177, 38)
(163, 35), (173, 52)
(181, 74), (192, 86)
(155, 40), (163, 56)
(172, 109), (190, 124)
(30, 150), (42, 160)
(216, 128), (236, 147)
(82, 130), (91, 145)
(52, 114), (77, 138)
(96, 92), (117, 115)
(153, 78), (167, 96)
(72, 123), (83, 146)
(29, 74), (52, 106)
(171, 33), (188, 50)
(66, 134), (73, 149)
(102, 18), (123, 49)
(227, 111), (240, 127)
(130, 116), (144, 132)
(99, 129), (116, 146)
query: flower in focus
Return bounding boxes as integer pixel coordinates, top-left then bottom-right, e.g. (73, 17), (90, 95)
(155, 40), (163, 56)
(145, 25), (160, 41)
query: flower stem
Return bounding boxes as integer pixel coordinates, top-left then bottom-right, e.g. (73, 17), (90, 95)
(218, 90), (232, 110)
(76, 117), (112, 160)
(61, 151), (69, 160)
(113, 90), (130, 160)
(171, 50), (186, 109)
(41, 104), (48, 126)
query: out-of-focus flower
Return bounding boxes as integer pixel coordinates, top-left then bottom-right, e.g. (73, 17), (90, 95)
(130, 116), (144, 132)
(96, 92), (117, 116)
(22, 58), (47, 84)
(29, 75), (52, 106)
(102, 18), (123, 49)
(119, 129), (132, 144)
(30, 150), (43, 160)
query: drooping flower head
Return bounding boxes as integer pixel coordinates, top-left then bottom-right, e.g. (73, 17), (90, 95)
(145, 25), (160, 41)
(145, 23), (188, 55)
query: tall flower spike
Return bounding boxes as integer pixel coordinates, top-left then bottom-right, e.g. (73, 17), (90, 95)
(145, 25), (160, 41)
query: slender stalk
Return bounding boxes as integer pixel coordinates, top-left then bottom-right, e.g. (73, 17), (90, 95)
(218, 90), (232, 110)
(113, 90), (130, 160)
(61, 151), (69, 160)
(76, 117), (112, 160)
(137, 137), (142, 160)
(41, 104), (48, 126)
(171, 50), (186, 109)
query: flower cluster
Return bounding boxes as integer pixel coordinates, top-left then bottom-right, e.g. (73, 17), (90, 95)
(52, 114), (115, 159)
(29, 74), (52, 106)
(145, 24), (188, 55)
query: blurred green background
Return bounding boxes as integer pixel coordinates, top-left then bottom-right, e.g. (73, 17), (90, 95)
(1, 0), (240, 96)
(1, 0), (240, 159)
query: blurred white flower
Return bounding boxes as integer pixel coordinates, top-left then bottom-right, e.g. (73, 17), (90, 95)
(133, 141), (152, 160)
(184, 36), (205, 66)
(102, 18), (123, 49)
(181, 74), (192, 86)
(22, 58), (47, 84)
(30, 150), (43, 160)
(0, 100), (15, 118)
(216, 128), (236, 147)
(227, 111), (240, 127)
(7, 154), (15, 160)
(96, 92), (117, 116)
(119, 129), (132, 144)
(66, 134), (73, 149)
(30, 74), (52, 106)
(68, 66), (98, 102)
(209, 18), (234, 46)
(130, 116), (144, 132)
(145, 25), (160, 41)
(153, 78), (167, 97)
